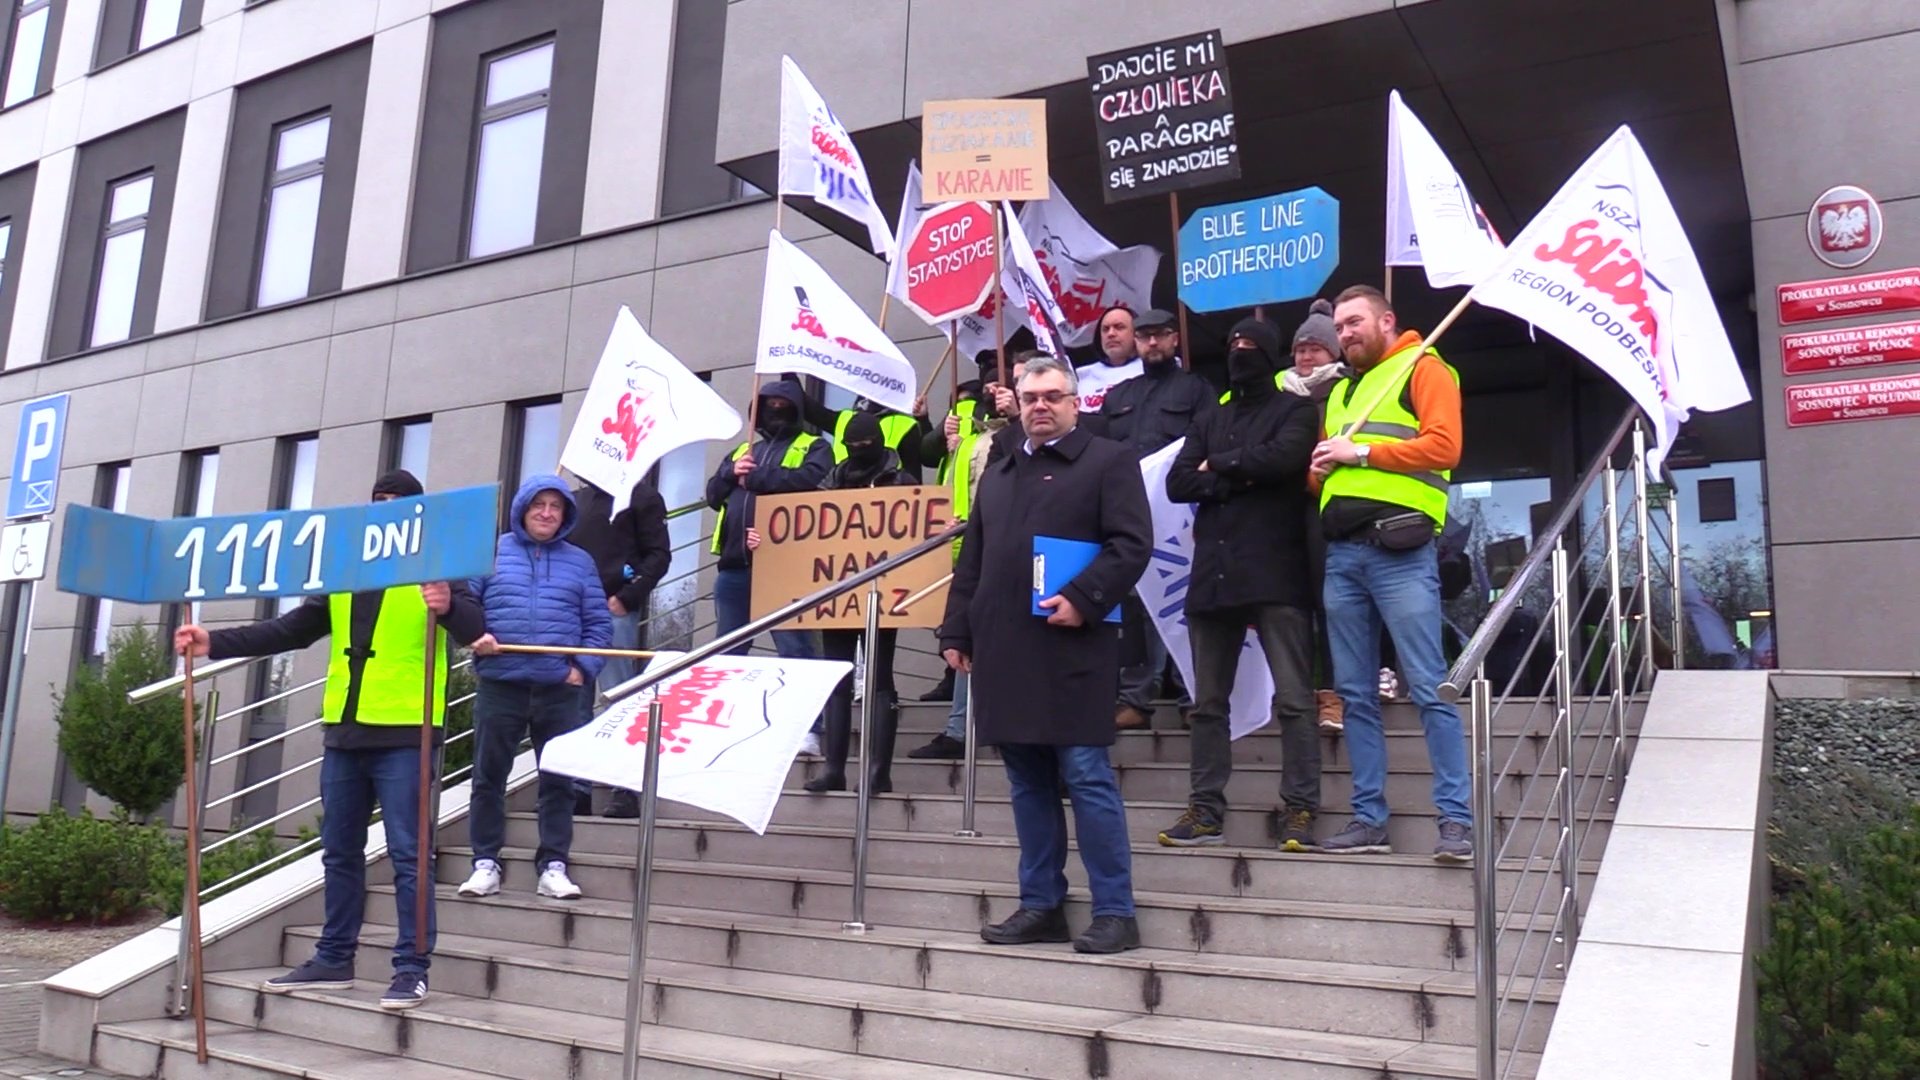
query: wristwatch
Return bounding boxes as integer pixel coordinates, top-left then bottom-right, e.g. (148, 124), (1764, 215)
(1355, 444), (1372, 468)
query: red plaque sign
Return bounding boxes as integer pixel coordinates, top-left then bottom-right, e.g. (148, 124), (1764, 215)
(1784, 372), (1920, 428)
(1780, 319), (1920, 375)
(1777, 267), (1920, 325)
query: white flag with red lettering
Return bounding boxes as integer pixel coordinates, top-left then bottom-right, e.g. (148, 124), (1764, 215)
(758, 230), (918, 413)
(1001, 200), (1067, 356)
(1469, 126), (1750, 474)
(1384, 90), (1504, 288)
(1018, 182), (1160, 349)
(540, 653), (852, 834)
(559, 307), (741, 515)
(778, 55), (893, 257)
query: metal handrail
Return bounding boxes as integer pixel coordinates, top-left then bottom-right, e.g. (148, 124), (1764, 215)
(1442, 406), (1637, 700)
(1452, 407), (1679, 1080)
(129, 654), (259, 703)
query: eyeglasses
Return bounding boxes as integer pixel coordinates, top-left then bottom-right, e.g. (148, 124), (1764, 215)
(1137, 327), (1177, 339)
(1018, 391), (1073, 407)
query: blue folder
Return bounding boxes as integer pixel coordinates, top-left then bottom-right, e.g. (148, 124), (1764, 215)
(1031, 535), (1121, 623)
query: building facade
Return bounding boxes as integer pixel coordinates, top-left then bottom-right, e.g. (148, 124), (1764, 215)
(0, 0), (1912, 818)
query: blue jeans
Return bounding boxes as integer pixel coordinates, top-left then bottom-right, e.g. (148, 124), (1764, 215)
(1324, 540), (1472, 827)
(999, 743), (1134, 918)
(315, 746), (435, 975)
(600, 611), (642, 692)
(942, 673), (969, 740)
(469, 680), (591, 870)
(714, 567), (819, 660)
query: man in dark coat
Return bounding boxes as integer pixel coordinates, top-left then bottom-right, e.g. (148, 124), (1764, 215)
(1161, 317), (1323, 853)
(939, 356), (1152, 955)
(567, 477), (672, 818)
(1090, 308), (1215, 729)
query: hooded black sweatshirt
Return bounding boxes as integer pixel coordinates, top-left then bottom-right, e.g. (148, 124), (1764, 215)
(703, 380), (832, 569)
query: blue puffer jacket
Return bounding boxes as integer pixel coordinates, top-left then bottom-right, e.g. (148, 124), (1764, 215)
(469, 475), (613, 685)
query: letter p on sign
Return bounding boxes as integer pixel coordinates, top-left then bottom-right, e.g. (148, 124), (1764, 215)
(9, 393), (70, 520)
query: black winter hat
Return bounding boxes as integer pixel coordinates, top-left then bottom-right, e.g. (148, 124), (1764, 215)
(1227, 316), (1283, 368)
(371, 469), (424, 499)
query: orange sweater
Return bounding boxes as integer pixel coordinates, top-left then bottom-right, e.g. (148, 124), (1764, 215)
(1312, 330), (1463, 489)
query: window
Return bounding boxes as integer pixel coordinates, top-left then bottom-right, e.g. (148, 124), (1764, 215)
(0, 165), (32, 367)
(660, 0), (744, 214)
(86, 463), (131, 658)
(407, 0), (600, 272)
(510, 400), (560, 487)
(0, 220), (10, 295)
(51, 110), (184, 357)
(206, 46), (369, 320)
(383, 417), (431, 484)
(468, 39), (552, 259)
(3, 0), (51, 106)
(255, 113), (329, 307)
(135, 0), (181, 51)
(88, 173), (152, 347)
(93, 0), (199, 68)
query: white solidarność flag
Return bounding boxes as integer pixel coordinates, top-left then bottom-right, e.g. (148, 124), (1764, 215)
(1384, 89), (1505, 289)
(1018, 182), (1161, 349)
(884, 161), (928, 310)
(778, 55), (893, 258)
(1469, 125), (1751, 475)
(559, 307), (742, 515)
(1002, 200), (1068, 357)
(539, 652), (851, 835)
(758, 230), (918, 414)
(1138, 440), (1273, 740)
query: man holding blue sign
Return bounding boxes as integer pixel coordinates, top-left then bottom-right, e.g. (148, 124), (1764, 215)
(174, 470), (487, 1010)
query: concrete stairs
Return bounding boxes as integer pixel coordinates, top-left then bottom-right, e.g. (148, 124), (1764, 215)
(91, 696), (1638, 1079)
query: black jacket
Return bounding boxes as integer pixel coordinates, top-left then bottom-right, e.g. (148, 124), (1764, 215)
(939, 424), (1151, 747)
(1168, 382), (1319, 614)
(570, 480), (672, 610)
(801, 395), (931, 479)
(1091, 358), (1217, 459)
(822, 450), (917, 493)
(207, 586), (487, 751)
(705, 381), (833, 570)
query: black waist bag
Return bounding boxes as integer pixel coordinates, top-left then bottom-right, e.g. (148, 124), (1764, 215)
(1370, 511), (1434, 551)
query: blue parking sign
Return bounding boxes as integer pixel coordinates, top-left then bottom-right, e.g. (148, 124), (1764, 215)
(8, 393), (70, 520)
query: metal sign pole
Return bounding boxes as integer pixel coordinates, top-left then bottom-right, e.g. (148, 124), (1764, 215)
(844, 580), (882, 934)
(0, 580), (32, 818)
(620, 696), (665, 1080)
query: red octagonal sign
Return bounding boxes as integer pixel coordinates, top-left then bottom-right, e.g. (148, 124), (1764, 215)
(900, 201), (997, 325)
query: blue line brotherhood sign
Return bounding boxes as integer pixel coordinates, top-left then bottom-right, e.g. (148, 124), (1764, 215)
(57, 485), (501, 603)
(1177, 187), (1341, 313)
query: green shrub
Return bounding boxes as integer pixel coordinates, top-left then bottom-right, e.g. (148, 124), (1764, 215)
(1758, 805), (1920, 1078)
(0, 809), (172, 924)
(442, 659), (477, 780)
(149, 828), (290, 917)
(54, 623), (186, 820)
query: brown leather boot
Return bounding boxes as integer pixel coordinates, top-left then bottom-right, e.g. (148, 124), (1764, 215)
(1316, 690), (1345, 733)
(1114, 704), (1151, 730)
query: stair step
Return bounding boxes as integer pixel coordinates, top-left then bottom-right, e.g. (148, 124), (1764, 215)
(330, 906), (1555, 1050)
(415, 855), (1558, 972)
(548, 791), (1616, 859)
(96, 1019), (484, 1080)
(476, 819), (1598, 910)
(195, 968), (1532, 1079)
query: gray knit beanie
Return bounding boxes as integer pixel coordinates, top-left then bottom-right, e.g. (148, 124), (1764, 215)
(1291, 298), (1340, 360)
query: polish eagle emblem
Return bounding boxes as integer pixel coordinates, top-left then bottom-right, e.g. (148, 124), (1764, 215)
(1819, 204), (1870, 251)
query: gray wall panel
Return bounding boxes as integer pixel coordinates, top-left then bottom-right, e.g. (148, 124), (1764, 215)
(385, 289), (569, 416)
(1771, 539), (1920, 670)
(320, 324), (393, 429)
(182, 337), (329, 446)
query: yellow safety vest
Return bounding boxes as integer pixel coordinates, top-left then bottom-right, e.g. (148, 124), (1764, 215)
(938, 399), (983, 561)
(1319, 343), (1459, 530)
(1218, 372), (1287, 405)
(321, 590), (449, 727)
(710, 434), (820, 553)
(830, 411), (919, 462)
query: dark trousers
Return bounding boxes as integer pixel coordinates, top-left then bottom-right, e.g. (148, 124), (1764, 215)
(315, 745), (435, 974)
(999, 743), (1135, 918)
(819, 627), (899, 786)
(469, 679), (591, 870)
(1187, 606), (1321, 820)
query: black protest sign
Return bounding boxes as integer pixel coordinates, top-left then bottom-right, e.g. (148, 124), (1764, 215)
(1087, 29), (1239, 204)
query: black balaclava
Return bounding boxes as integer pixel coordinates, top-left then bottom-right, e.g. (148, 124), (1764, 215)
(759, 396), (799, 438)
(371, 469), (424, 499)
(842, 412), (886, 468)
(1225, 316), (1283, 397)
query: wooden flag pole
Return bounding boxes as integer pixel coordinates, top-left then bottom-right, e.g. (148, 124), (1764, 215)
(752, 194), (792, 437)
(947, 322), (961, 403)
(992, 206), (1008, 388)
(1384, 264), (1395, 304)
(414, 612), (438, 968)
(179, 654), (208, 1064)
(492, 643), (662, 661)
(1168, 191), (1191, 369)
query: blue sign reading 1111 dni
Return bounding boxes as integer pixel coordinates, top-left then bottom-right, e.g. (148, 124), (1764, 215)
(1178, 186), (1340, 313)
(56, 485), (501, 604)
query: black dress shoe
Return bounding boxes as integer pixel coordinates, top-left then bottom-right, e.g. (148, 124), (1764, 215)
(603, 790), (640, 819)
(919, 671), (955, 702)
(980, 907), (1070, 945)
(803, 774), (846, 793)
(1072, 915), (1141, 954)
(907, 734), (966, 760)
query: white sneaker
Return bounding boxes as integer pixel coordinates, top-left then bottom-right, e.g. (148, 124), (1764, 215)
(797, 731), (822, 757)
(1378, 668), (1402, 701)
(457, 859), (502, 897)
(537, 861), (583, 900)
